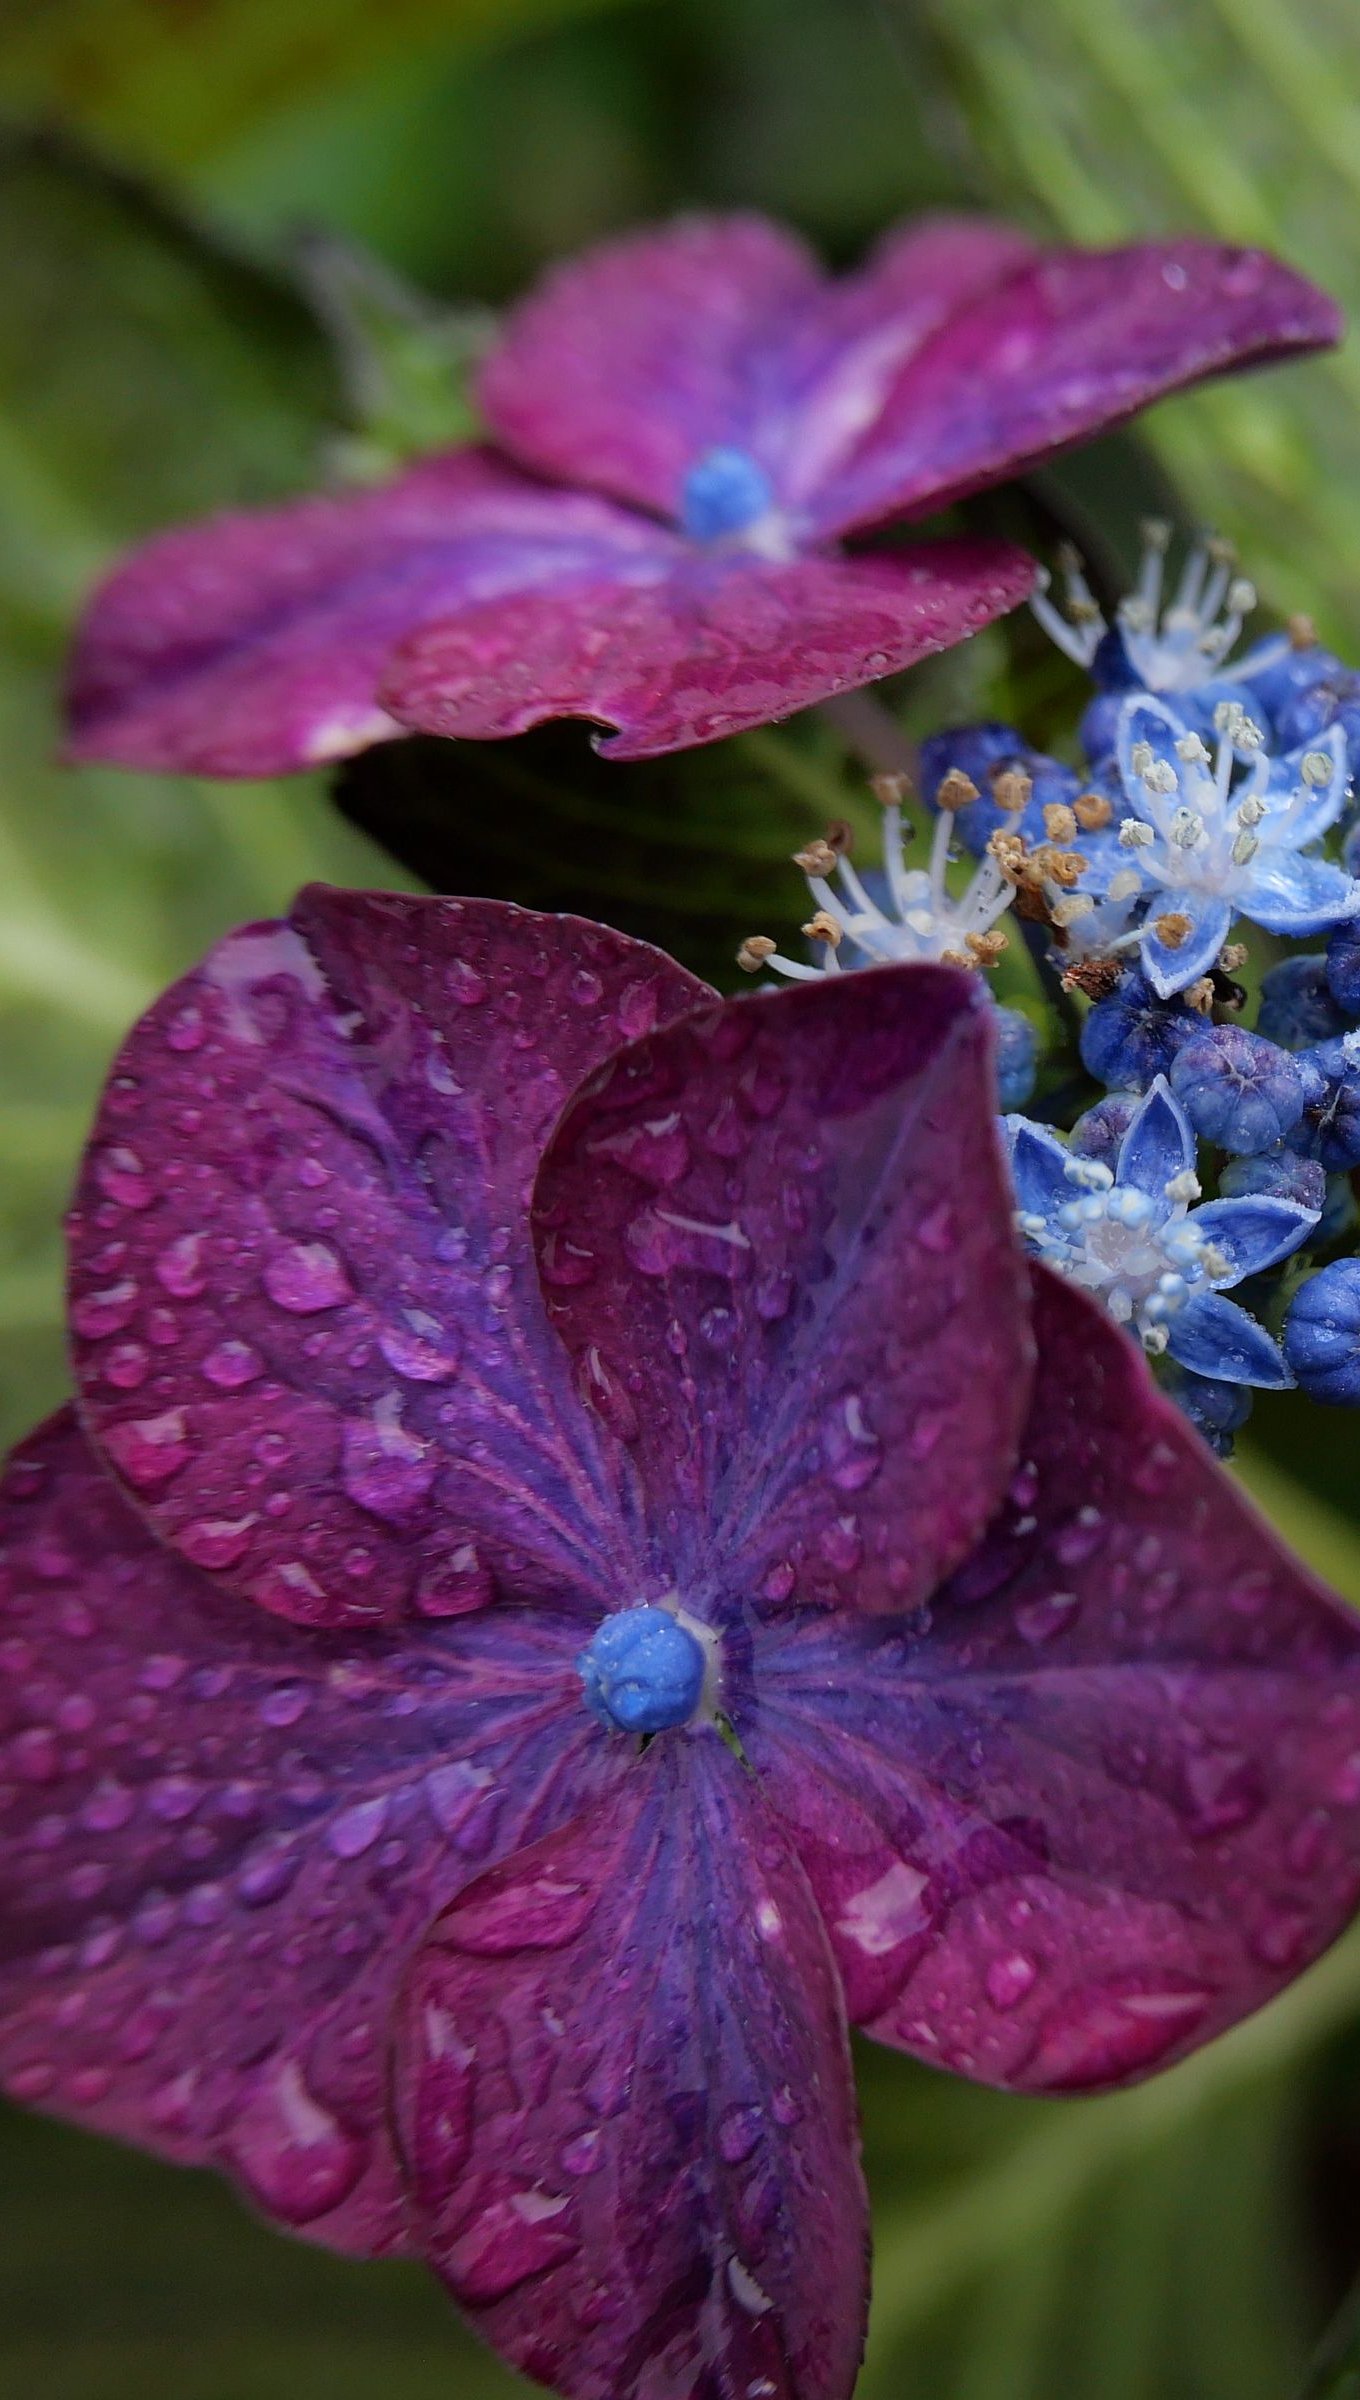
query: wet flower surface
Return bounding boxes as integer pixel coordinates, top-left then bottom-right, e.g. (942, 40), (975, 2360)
(64, 215), (1338, 774)
(4, 891), (1360, 2400)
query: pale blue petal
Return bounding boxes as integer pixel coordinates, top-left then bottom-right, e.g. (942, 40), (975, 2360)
(1139, 890), (1234, 997)
(1166, 1291), (1294, 1388)
(1189, 1194), (1318, 1286)
(1244, 851), (1360, 937)
(1117, 1074), (1195, 1197)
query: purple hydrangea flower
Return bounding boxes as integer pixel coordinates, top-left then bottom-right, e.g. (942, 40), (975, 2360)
(1168, 1023), (1314, 1154)
(64, 217), (1338, 776)
(4, 894), (1360, 2400)
(1007, 1077), (1315, 1383)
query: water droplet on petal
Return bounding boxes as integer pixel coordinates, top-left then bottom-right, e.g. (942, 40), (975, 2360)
(226, 2059), (367, 2225)
(985, 1952), (1038, 2010)
(94, 1146), (155, 1209)
(717, 2103), (763, 2164)
(102, 1407), (192, 1490)
(326, 1795), (390, 1859)
(263, 1244), (353, 1314)
(415, 1544), (494, 1618)
(201, 1338), (263, 1388)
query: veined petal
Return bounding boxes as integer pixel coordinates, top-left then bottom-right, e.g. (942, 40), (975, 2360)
(1005, 1117), (1072, 1223)
(393, 1737), (868, 2400)
(381, 544), (1035, 762)
(532, 964), (1032, 1618)
(748, 1270), (1360, 2094)
(65, 448), (679, 778)
(69, 893), (705, 1626)
(1165, 1290), (1294, 1388)
(1258, 723), (1349, 849)
(1139, 891), (1235, 999)
(1244, 850), (1360, 937)
(0, 1413), (616, 2253)
(1189, 1195), (1319, 1285)
(807, 242), (1340, 539)
(1116, 1075), (1196, 1197)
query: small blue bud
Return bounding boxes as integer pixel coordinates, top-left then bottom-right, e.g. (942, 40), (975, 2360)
(1283, 1259), (1360, 1404)
(1080, 970), (1201, 1093)
(992, 1005), (1039, 1110)
(1160, 1362), (1254, 1457)
(679, 447), (775, 544)
(1273, 657), (1360, 750)
(1292, 1038), (1360, 1172)
(1168, 1025), (1310, 1155)
(1069, 1090), (1142, 1167)
(1321, 1171), (1359, 1248)
(1218, 1147), (1327, 1212)
(1326, 920), (1360, 1019)
(1258, 953), (1349, 1051)
(578, 1604), (707, 1734)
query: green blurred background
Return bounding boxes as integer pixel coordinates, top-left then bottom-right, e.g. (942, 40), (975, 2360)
(5, 1), (1360, 2394)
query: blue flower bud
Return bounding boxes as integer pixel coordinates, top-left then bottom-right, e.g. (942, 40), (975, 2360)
(1291, 1037), (1360, 1172)
(1218, 1147), (1326, 1212)
(1321, 1171), (1359, 1248)
(1159, 1361), (1254, 1457)
(992, 1005), (1039, 1111)
(577, 1604), (707, 1734)
(1080, 970), (1202, 1093)
(1326, 920), (1360, 1018)
(1069, 1089), (1143, 1166)
(1283, 1259), (1360, 1404)
(1259, 952), (1350, 1053)
(1168, 1025), (1311, 1155)
(1274, 657), (1360, 750)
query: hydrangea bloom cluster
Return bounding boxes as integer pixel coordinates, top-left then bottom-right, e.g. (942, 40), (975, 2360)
(8, 209), (1360, 2400)
(753, 526), (1360, 1450)
(5, 892), (1360, 2400)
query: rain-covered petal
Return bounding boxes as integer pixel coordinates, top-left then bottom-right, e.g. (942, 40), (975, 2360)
(806, 241), (1339, 539)
(1165, 1290), (1293, 1388)
(1005, 1118), (1071, 1223)
(1243, 849), (1360, 937)
(381, 543), (1035, 761)
(393, 1735), (867, 2400)
(477, 213), (825, 520)
(532, 964), (1032, 1618)
(1257, 724), (1349, 850)
(1188, 1195), (1318, 1285)
(1140, 890), (1235, 998)
(65, 448), (679, 777)
(69, 892), (706, 1626)
(1116, 1075), (1195, 1197)
(0, 1411), (617, 2252)
(747, 1271), (1360, 2094)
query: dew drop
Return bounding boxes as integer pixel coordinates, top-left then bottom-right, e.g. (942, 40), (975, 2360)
(415, 1543), (494, 1618)
(226, 2059), (367, 2225)
(985, 1952), (1038, 2011)
(262, 1244), (353, 1315)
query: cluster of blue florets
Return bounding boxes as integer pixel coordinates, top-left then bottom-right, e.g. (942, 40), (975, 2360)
(942, 529), (1360, 1445)
(754, 527), (1360, 1452)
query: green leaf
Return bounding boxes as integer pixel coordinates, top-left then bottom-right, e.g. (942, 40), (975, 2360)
(1299, 2276), (1360, 2400)
(0, 0), (623, 177)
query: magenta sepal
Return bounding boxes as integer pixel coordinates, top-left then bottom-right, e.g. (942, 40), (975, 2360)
(394, 1733), (869, 2400)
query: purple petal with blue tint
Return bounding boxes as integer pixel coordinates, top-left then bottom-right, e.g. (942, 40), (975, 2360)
(1190, 1195), (1319, 1284)
(1165, 1291), (1293, 1388)
(69, 893), (707, 1627)
(0, 1411), (620, 2251)
(532, 963), (1032, 1618)
(65, 448), (679, 777)
(1116, 1076), (1195, 1196)
(804, 241), (1340, 538)
(380, 543), (1036, 760)
(748, 1269), (1360, 2092)
(394, 1735), (868, 2400)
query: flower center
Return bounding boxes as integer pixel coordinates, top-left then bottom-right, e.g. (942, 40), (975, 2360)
(679, 446), (777, 545)
(1032, 521), (1276, 694)
(577, 1602), (711, 1735)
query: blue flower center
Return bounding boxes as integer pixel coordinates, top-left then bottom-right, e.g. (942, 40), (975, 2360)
(577, 1604), (707, 1735)
(679, 446), (776, 544)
